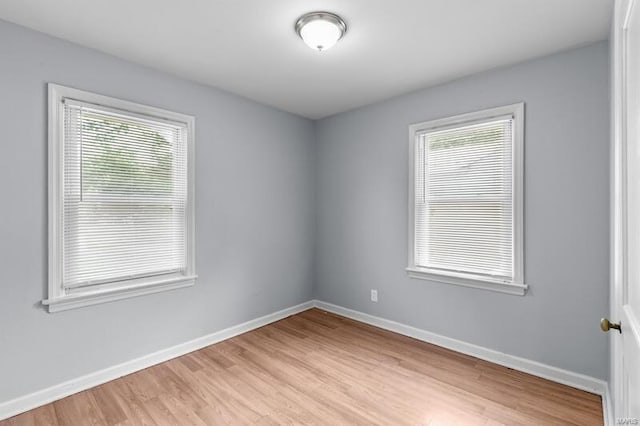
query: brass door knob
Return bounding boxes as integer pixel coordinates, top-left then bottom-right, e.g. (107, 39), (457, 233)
(601, 318), (621, 333)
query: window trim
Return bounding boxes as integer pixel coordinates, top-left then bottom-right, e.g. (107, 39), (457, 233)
(45, 83), (196, 312)
(406, 103), (526, 296)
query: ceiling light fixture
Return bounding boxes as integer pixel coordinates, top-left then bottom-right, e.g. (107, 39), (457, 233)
(295, 11), (347, 52)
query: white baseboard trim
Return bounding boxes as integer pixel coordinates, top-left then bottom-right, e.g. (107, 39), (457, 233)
(313, 300), (609, 397)
(0, 300), (314, 421)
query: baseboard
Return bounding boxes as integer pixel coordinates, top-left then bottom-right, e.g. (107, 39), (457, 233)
(0, 300), (314, 421)
(313, 300), (609, 398)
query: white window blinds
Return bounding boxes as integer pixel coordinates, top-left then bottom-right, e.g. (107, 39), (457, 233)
(62, 99), (189, 290)
(413, 116), (516, 282)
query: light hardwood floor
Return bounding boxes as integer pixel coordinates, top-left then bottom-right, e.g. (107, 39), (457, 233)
(2, 308), (603, 425)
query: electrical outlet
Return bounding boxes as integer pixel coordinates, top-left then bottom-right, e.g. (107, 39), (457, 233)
(371, 289), (378, 302)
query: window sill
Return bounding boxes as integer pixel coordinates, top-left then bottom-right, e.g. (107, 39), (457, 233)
(42, 275), (197, 313)
(405, 267), (527, 296)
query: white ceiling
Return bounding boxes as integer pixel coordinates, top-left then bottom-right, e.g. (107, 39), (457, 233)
(0, 0), (612, 119)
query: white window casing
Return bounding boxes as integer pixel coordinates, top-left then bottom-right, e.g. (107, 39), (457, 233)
(406, 103), (526, 295)
(46, 84), (196, 312)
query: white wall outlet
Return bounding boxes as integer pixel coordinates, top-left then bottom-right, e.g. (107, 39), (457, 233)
(370, 289), (378, 302)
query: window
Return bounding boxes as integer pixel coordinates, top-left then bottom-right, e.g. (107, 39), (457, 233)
(406, 104), (525, 295)
(46, 84), (196, 312)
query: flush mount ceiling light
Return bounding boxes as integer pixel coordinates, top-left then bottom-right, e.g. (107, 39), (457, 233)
(295, 11), (347, 52)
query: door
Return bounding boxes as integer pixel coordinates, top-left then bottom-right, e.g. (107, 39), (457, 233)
(612, 0), (640, 420)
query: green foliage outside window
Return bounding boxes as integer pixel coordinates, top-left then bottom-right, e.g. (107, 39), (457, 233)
(80, 113), (174, 197)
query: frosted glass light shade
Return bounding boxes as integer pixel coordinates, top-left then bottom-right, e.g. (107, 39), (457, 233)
(295, 12), (347, 52)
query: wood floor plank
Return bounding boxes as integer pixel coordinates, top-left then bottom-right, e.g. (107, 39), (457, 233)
(1, 308), (603, 425)
(90, 384), (127, 426)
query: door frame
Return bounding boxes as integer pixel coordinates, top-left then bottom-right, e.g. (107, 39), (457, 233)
(612, 0), (633, 421)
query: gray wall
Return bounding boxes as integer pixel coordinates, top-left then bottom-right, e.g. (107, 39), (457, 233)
(314, 42), (610, 380)
(0, 20), (315, 402)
